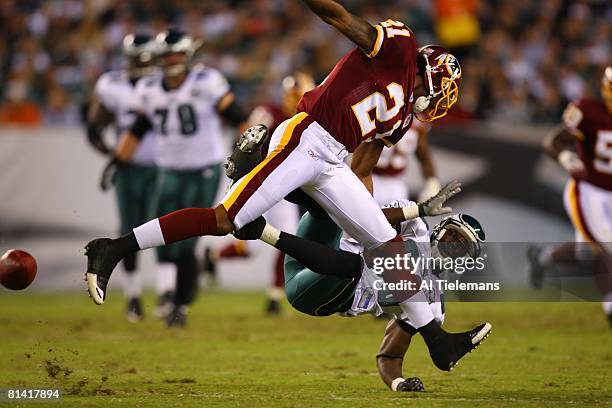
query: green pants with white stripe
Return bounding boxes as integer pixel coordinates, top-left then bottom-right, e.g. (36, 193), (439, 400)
(284, 213), (358, 316)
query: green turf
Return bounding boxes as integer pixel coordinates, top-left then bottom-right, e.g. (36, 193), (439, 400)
(0, 291), (610, 407)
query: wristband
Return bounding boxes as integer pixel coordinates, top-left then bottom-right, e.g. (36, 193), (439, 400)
(260, 224), (281, 246)
(391, 377), (405, 392)
(402, 205), (419, 220)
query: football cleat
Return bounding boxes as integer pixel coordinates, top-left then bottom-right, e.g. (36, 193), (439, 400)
(224, 124), (269, 181)
(85, 238), (123, 305)
(428, 322), (492, 371)
(126, 297), (144, 323)
(166, 305), (188, 328)
(527, 245), (544, 289)
(396, 377), (425, 392)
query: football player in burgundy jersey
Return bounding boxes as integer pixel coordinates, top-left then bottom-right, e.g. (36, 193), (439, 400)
(372, 120), (440, 207)
(204, 73), (314, 315)
(529, 66), (612, 327)
(85, 0), (472, 369)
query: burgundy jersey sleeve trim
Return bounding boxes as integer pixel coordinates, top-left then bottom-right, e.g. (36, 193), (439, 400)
(367, 25), (384, 58)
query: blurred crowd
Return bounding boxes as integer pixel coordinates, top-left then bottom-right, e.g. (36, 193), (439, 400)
(0, 0), (609, 127)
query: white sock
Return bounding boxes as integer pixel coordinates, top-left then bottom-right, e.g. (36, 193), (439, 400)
(123, 270), (142, 299)
(267, 287), (284, 301)
(398, 292), (435, 329)
(538, 246), (555, 268)
(133, 219), (165, 250)
(602, 292), (612, 315)
(156, 262), (177, 295)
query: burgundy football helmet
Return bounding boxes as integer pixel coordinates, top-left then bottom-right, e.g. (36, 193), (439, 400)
(415, 45), (462, 122)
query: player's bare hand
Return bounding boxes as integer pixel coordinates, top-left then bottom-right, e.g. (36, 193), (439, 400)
(419, 180), (461, 216)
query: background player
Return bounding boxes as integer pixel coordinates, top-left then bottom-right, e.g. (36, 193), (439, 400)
(204, 72), (314, 314)
(372, 120), (440, 206)
(529, 66), (612, 326)
(106, 29), (248, 326)
(85, 0), (465, 350)
(85, 33), (160, 322)
(231, 185), (491, 380)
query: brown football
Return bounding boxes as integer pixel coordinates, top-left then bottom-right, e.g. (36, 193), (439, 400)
(0, 249), (37, 290)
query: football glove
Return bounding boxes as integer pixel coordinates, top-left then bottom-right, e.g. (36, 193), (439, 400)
(418, 177), (441, 203)
(99, 157), (125, 191)
(233, 216), (267, 241)
(418, 180), (461, 216)
(558, 150), (585, 175)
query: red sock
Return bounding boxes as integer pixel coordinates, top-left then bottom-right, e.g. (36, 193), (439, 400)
(159, 208), (217, 244)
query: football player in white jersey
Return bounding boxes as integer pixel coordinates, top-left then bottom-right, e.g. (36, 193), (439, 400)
(231, 188), (491, 390)
(86, 33), (162, 322)
(372, 120), (440, 206)
(108, 29), (247, 327)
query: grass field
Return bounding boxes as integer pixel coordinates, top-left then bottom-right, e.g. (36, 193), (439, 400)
(0, 291), (610, 407)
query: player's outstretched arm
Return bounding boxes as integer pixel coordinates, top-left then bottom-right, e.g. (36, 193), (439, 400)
(415, 129), (441, 202)
(301, 0), (378, 55)
(351, 139), (385, 194)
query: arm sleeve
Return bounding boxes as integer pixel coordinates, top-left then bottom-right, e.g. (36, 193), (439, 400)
(129, 114), (153, 140)
(366, 20), (415, 62)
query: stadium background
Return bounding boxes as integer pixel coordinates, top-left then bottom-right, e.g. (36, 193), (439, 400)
(2, 0), (609, 291)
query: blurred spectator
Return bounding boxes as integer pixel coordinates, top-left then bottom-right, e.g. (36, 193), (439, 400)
(0, 0), (609, 127)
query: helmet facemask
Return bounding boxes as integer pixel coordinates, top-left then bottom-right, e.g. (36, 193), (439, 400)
(415, 46), (462, 122)
(155, 30), (201, 80)
(431, 214), (485, 262)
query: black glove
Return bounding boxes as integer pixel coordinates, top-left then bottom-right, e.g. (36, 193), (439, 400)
(99, 157), (125, 191)
(233, 216), (267, 241)
(396, 377), (425, 392)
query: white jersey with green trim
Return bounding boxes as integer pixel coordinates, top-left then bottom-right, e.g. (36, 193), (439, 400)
(339, 199), (434, 317)
(134, 64), (230, 170)
(94, 70), (156, 165)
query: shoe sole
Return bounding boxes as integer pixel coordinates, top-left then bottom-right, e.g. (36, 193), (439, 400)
(84, 245), (105, 305)
(449, 322), (492, 372)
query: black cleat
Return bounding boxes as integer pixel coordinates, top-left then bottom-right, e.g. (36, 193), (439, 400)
(527, 245), (545, 289)
(166, 305), (188, 328)
(85, 238), (123, 305)
(428, 322), (492, 371)
(224, 124), (269, 181)
(126, 297), (143, 323)
(396, 377), (425, 392)
(265, 298), (281, 316)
